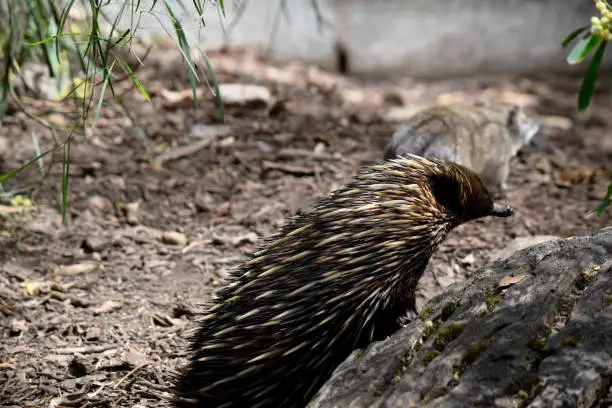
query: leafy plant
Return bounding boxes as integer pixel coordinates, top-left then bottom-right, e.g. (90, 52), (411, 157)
(0, 0), (227, 225)
(562, 0), (611, 213)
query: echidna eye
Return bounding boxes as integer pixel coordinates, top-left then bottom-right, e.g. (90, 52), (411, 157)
(428, 174), (463, 217)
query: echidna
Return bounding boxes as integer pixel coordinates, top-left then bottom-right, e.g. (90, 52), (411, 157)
(173, 154), (514, 408)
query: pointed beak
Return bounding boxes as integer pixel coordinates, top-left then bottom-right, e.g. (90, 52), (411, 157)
(490, 202), (514, 217)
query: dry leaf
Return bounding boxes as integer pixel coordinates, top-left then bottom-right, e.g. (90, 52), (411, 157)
(498, 273), (526, 289)
(25, 280), (39, 296)
(161, 88), (204, 108)
(0, 205), (35, 215)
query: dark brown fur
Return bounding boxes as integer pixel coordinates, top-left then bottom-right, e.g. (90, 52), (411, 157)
(173, 155), (513, 408)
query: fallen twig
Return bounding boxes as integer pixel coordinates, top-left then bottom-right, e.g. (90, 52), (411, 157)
(55, 345), (118, 355)
(262, 161), (315, 176)
(114, 362), (152, 390)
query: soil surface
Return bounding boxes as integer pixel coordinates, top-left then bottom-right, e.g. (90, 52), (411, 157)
(1, 47), (611, 408)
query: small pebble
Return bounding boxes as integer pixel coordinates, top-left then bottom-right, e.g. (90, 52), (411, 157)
(122, 348), (148, 367)
(93, 300), (122, 315)
(161, 231), (187, 246)
(10, 319), (28, 335)
(218, 83), (272, 106)
(87, 195), (111, 216)
(459, 253), (476, 266)
(54, 263), (100, 276)
(82, 236), (110, 253)
(125, 201), (141, 225)
(85, 327), (101, 341)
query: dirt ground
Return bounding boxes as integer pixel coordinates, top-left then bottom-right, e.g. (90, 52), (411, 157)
(1, 46), (611, 407)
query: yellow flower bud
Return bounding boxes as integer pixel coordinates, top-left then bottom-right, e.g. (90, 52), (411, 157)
(596, 0), (605, 11)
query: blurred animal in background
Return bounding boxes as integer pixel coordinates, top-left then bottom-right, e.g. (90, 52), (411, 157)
(383, 103), (540, 197)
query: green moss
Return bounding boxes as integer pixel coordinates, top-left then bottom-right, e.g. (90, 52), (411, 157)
(517, 389), (529, 400)
(515, 264), (532, 274)
(449, 342), (487, 383)
(462, 342), (487, 364)
(441, 301), (459, 321)
(530, 379), (547, 404)
(391, 353), (413, 383)
(423, 350), (439, 365)
(574, 270), (594, 290)
(354, 351), (363, 360)
(433, 323), (465, 351)
(484, 290), (502, 311)
(529, 337), (547, 351)
(535, 379), (547, 393)
(560, 335), (581, 348)
(413, 342), (422, 352)
(393, 366), (403, 380)
(419, 307), (433, 320)
(597, 295), (612, 311)
(400, 353), (412, 364)
(423, 320), (437, 338)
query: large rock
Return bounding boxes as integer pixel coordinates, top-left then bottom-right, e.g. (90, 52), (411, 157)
(488, 235), (562, 263)
(308, 228), (612, 408)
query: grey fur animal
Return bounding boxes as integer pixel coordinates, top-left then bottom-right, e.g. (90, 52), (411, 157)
(383, 104), (540, 196)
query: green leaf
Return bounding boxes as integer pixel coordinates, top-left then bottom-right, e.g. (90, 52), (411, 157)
(561, 25), (589, 48)
(0, 48), (12, 122)
(149, 0), (159, 12)
(92, 60), (117, 128)
(567, 33), (601, 65)
(0, 146), (59, 182)
(61, 139), (71, 225)
(595, 183), (612, 214)
(57, 0), (77, 60)
(190, 0), (206, 27)
(30, 132), (45, 176)
(198, 48), (224, 122)
(147, 10), (199, 82)
(578, 40), (607, 112)
(119, 58), (151, 102)
(164, 1), (199, 108)
(24, 32), (85, 46)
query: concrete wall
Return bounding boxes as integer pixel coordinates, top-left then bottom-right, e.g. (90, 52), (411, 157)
(102, 0), (603, 78)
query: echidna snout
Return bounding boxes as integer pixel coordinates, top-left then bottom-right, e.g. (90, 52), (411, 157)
(491, 202), (514, 217)
(173, 154), (515, 408)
